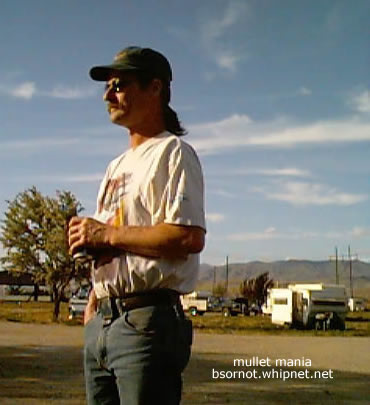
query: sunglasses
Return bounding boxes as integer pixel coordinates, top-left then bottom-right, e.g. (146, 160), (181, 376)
(104, 78), (135, 93)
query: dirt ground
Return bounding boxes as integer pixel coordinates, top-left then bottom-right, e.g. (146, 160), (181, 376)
(0, 321), (369, 405)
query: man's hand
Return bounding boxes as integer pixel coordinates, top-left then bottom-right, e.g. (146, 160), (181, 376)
(84, 289), (97, 325)
(68, 217), (112, 256)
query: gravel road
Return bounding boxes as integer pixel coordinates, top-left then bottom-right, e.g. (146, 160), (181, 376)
(1, 321), (368, 373)
(0, 321), (369, 404)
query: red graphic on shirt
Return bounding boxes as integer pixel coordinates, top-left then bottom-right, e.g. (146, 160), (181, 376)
(98, 173), (132, 227)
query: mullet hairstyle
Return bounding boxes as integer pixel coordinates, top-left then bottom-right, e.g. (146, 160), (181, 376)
(134, 71), (187, 136)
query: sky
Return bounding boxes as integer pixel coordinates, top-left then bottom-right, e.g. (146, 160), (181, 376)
(0, 0), (369, 266)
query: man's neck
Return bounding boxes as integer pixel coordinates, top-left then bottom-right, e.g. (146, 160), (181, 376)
(128, 119), (166, 149)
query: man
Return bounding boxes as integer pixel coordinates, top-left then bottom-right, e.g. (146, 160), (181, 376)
(68, 46), (206, 405)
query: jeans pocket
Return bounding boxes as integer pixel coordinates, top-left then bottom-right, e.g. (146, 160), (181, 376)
(122, 306), (157, 336)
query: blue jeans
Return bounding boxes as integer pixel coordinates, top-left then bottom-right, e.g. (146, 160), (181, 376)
(84, 303), (192, 405)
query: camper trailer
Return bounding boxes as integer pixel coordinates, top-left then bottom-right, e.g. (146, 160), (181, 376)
(269, 283), (347, 330)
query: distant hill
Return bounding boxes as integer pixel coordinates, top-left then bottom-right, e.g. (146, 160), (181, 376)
(199, 260), (370, 290)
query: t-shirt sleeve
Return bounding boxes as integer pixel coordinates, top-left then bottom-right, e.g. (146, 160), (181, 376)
(163, 141), (206, 230)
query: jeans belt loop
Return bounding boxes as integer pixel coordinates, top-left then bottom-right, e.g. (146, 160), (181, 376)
(114, 297), (125, 317)
(101, 299), (113, 326)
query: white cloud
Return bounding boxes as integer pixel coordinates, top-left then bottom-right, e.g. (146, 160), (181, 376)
(187, 114), (370, 155)
(298, 87), (312, 96)
(228, 227), (280, 241)
(214, 51), (241, 73)
(350, 227), (370, 238)
(1, 80), (97, 100)
(207, 188), (236, 199)
(257, 168), (310, 177)
(200, 1), (248, 73)
(226, 226), (316, 241)
(0, 130), (127, 158)
(10, 173), (104, 184)
(261, 88), (313, 101)
(350, 90), (370, 114)
(206, 213), (226, 223)
(66, 174), (103, 183)
(222, 167), (311, 178)
(0, 137), (80, 152)
(227, 227), (370, 242)
(10, 81), (37, 99)
(202, 0), (248, 42)
(45, 85), (97, 99)
(253, 181), (368, 206)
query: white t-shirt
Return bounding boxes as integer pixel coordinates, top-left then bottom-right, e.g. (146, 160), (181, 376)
(92, 131), (206, 298)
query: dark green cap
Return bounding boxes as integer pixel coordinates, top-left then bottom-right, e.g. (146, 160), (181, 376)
(89, 46), (172, 82)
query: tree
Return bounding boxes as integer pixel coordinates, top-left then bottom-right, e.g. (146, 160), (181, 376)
(212, 282), (228, 297)
(239, 272), (274, 306)
(0, 187), (90, 321)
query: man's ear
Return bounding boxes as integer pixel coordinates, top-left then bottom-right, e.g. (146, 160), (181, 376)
(151, 79), (163, 97)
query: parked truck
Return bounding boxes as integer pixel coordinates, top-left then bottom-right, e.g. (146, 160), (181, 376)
(269, 283), (347, 330)
(181, 291), (212, 316)
(181, 291), (250, 317)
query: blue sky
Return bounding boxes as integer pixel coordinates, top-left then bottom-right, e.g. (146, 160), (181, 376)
(0, 0), (369, 265)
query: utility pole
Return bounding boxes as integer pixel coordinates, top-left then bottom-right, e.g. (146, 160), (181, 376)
(225, 255), (229, 295)
(348, 245), (353, 299)
(329, 247), (339, 284)
(333, 246), (358, 298)
(335, 246), (339, 285)
(212, 266), (216, 295)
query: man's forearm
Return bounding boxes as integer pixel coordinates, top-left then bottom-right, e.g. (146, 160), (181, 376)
(69, 217), (205, 259)
(107, 222), (205, 258)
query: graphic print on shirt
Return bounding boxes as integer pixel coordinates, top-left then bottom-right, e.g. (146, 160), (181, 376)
(98, 172), (132, 226)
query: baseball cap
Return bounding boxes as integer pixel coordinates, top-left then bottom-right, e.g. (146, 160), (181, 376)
(89, 46), (172, 82)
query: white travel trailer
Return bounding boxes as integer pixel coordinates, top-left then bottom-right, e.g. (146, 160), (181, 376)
(269, 283), (347, 330)
(262, 292), (272, 316)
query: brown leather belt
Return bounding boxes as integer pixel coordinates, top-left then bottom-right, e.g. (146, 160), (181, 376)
(97, 289), (180, 324)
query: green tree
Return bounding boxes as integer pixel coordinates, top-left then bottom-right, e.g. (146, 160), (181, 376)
(0, 187), (90, 321)
(239, 272), (274, 306)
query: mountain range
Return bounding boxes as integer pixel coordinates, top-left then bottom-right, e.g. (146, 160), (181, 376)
(199, 260), (370, 290)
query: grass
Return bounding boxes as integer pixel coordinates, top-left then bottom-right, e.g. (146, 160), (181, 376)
(0, 300), (369, 336)
(0, 300), (71, 324)
(191, 311), (370, 336)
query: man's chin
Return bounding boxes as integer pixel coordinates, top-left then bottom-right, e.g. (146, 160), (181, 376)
(110, 115), (129, 128)
(109, 111), (125, 125)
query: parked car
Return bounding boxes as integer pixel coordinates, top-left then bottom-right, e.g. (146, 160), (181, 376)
(220, 297), (249, 317)
(248, 302), (263, 316)
(348, 297), (367, 312)
(68, 286), (89, 320)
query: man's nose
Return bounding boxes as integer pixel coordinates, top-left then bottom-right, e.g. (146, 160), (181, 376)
(103, 85), (115, 102)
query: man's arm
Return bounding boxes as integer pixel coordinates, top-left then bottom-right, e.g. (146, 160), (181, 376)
(68, 217), (205, 259)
